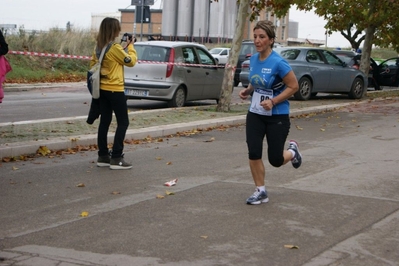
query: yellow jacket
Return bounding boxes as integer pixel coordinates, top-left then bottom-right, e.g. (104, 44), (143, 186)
(90, 42), (137, 92)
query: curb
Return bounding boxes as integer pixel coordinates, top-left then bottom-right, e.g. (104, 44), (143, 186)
(0, 103), (351, 159)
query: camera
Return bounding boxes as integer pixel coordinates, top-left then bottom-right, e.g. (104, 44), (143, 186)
(121, 33), (133, 42)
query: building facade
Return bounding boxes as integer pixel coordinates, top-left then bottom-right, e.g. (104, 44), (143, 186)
(118, 1), (290, 45)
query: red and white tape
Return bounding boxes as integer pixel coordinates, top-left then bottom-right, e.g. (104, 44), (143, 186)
(9, 50), (237, 72)
(10, 50), (91, 60)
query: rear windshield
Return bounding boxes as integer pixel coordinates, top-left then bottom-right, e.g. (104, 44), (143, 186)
(239, 43), (256, 56)
(135, 45), (170, 62)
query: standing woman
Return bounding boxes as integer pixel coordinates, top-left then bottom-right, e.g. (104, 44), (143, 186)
(238, 20), (302, 205)
(91, 17), (137, 170)
(0, 30), (8, 55)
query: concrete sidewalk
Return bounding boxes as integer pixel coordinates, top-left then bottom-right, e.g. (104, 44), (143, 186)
(1, 98), (399, 265)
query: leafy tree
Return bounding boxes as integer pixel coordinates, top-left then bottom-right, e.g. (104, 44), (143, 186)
(340, 23), (365, 51)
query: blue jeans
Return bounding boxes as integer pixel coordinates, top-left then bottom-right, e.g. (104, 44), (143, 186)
(98, 90), (129, 158)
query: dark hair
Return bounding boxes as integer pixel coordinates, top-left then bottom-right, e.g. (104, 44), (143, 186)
(97, 17), (121, 49)
(253, 20), (276, 48)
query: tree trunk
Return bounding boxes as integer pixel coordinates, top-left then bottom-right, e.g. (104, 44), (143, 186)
(216, 0), (250, 112)
(359, 25), (376, 97)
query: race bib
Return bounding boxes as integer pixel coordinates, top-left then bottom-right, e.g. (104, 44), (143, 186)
(249, 88), (274, 116)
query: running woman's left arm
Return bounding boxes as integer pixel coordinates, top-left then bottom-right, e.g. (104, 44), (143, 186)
(271, 70), (298, 105)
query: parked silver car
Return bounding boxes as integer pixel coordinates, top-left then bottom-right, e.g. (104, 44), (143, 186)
(240, 47), (367, 100)
(124, 41), (224, 107)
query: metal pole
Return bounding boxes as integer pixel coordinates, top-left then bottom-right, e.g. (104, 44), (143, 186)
(207, 0), (211, 43)
(140, 2), (144, 41)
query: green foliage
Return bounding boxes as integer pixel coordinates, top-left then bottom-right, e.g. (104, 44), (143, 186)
(4, 27), (95, 83)
(265, 0), (399, 52)
(7, 27), (97, 55)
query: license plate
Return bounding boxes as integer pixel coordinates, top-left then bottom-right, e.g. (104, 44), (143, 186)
(125, 89), (148, 97)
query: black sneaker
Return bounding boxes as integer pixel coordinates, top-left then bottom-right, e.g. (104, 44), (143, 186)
(246, 189), (269, 205)
(97, 155), (110, 167)
(110, 154), (132, 170)
(288, 140), (302, 169)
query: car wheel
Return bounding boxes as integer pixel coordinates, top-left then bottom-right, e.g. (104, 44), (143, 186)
(295, 77), (312, 100)
(168, 86), (186, 107)
(348, 77), (364, 99)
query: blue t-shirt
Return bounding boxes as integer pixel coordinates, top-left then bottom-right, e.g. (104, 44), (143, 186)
(248, 51), (292, 115)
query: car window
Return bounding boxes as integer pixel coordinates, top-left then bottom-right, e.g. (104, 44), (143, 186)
(322, 50), (344, 66)
(182, 47), (199, 65)
(279, 49), (300, 60)
(209, 48), (223, 55)
(135, 45), (168, 62)
(196, 48), (215, 66)
(221, 49), (228, 55)
(306, 50), (324, 64)
(240, 43), (256, 56)
(336, 55), (352, 64)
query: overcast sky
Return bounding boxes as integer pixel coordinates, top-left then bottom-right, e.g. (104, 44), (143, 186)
(0, 0), (349, 48)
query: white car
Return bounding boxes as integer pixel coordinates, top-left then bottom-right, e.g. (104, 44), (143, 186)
(209, 47), (230, 65)
(124, 41), (224, 107)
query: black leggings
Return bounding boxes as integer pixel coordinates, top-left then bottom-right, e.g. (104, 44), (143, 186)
(97, 90), (129, 158)
(246, 112), (290, 167)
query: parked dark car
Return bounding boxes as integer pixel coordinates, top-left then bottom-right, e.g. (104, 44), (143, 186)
(331, 49), (356, 64)
(123, 41), (224, 107)
(239, 59), (250, 88)
(349, 55), (399, 90)
(233, 40), (256, 87)
(332, 50), (399, 90)
(240, 47), (367, 100)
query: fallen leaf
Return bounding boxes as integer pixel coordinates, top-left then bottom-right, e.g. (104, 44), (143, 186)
(12, 166), (19, 170)
(111, 191), (121, 195)
(204, 137), (215, 142)
(156, 157), (162, 160)
(165, 191), (175, 195)
(76, 183), (85, 187)
(166, 161), (172, 165)
(80, 211), (89, 217)
(200, 236), (208, 239)
(37, 146), (51, 156)
(156, 194), (165, 199)
(320, 128), (325, 132)
(295, 125), (303, 130)
(284, 245), (299, 249)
